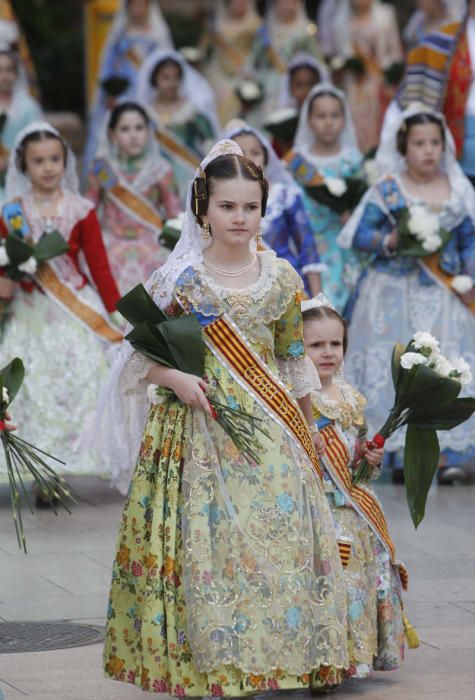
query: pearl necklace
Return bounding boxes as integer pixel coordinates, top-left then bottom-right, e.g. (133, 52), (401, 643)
(204, 254), (257, 278)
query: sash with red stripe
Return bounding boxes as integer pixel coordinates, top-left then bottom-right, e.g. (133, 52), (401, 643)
(320, 422), (408, 588)
(200, 313), (322, 480)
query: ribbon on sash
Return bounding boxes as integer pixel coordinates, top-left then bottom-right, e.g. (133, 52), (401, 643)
(319, 422), (408, 589)
(92, 159), (164, 233)
(192, 309), (322, 480)
(284, 150), (325, 187)
(154, 127), (200, 169)
(35, 262), (122, 343)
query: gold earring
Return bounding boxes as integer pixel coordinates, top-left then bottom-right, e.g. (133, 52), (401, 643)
(255, 227), (262, 246)
(202, 222), (210, 241)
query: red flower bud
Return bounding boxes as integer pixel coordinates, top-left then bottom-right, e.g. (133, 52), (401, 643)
(0, 420), (4, 431)
(208, 402), (218, 420)
(366, 440), (374, 450)
(372, 434), (385, 448)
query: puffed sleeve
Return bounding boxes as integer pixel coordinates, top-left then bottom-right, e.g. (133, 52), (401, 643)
(352, 200), (395, 256)
(274, 273), (321, 398)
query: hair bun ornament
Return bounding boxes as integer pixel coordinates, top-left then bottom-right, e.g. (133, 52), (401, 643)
(301, 293), (336, 313)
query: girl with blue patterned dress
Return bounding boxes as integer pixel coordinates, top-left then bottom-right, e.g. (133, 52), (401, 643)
(338, 105), (475, 484)
(83, 0), (173, 180)
(94, 140), (349, 696)
(225, 122), (323, 297)
(286, 84), (364, 312)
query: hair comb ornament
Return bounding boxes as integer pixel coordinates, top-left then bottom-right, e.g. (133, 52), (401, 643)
(301, 293), (336, 313)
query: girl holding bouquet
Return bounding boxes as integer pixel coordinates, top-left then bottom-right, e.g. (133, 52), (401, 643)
(0, 122), (120, 489)
(86, 100), (180, 295)
(302, 294), (407, 682)
(225, 122), (323, 296)
(286, 84), (364, 312)
(96, 140), (349, 695)
(338, 105), (475, 484)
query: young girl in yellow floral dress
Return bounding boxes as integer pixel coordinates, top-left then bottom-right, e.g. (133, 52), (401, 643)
(97, 140), (349, 696)
(303, 294), (411, 681)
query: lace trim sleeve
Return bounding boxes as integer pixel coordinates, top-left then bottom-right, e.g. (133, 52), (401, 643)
(119, 349), (156, 395)
(277, 354), (321, 398)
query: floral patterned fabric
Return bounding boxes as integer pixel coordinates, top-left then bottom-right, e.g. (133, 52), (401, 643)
(104, 252), (348, 695)
(313, 377), (405, 677)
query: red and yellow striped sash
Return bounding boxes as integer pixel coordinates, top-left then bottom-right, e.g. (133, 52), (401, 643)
(109, 182), (164, 231)
(213, 33), (246, 70)
(36, 263), (122, 343)
(154, 128), (200, 169)
(320, 423), (402, 574)
(337, 540), (352, 568)
(422, 254), (475, 315)
(267, 45), (287, 74)
(204, 316), (322, 480)
(126, 47), (143, 69)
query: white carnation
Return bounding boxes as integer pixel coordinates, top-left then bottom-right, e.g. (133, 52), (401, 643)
(433, 354), (452, 377)
(412, 331), (440, 354)
(0, 245), (10, 266)
(362, 158), (379, 185)
(450, 357), (473, 386)
(2, 387), (9, 404)
(407, 205), (440, 240)
(18, 256), (37, 275)
(324, 176), (347, 197)
(451, 275), (474, 295)
(400, 352), (427, 370)
(421, 234), (442, 252)
(238, 80), (262, 102)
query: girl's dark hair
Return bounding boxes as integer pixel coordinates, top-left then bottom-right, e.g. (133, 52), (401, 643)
(232, 129), (269, 166)
(17, 130), (68, 173)
(150, 57), (183, 87)
(302, 305), (349, 354)
(108, 101), (149, 131)
(396, 113), (446, 155)
(191, 154), (269, 225)
(289, 63), (321, 82)
(308, 89), (345, 117)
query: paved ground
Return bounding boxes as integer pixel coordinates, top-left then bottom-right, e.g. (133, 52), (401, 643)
(0, 473), (474, 700)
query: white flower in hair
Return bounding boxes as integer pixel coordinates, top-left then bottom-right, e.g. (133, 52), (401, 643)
(400, 352), (427, 370)
(0, 244), (10, 267)
(451, 275), (474, 295)
(18, 256), (37, 275)
(450, 358), (473, 386)
(324, 176), (347, 197)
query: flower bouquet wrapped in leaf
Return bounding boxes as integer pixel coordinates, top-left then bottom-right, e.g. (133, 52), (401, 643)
(263, 106), (299, 144)
(306, 175), (368, 215)
(353, 332), (475, 527)
(393, 204), (451, 256)
(158, 213), (184, 252)
(117, 284), (270, 463)
(100, 75), (130, 98)
(0, 358), (74, 552)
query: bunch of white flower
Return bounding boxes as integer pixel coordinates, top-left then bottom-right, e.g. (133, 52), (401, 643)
(324, 176), (347, 197)
(401, 331), (473, 386)
(18, 257), (37, 275)
(362, 158), (379, 186)
(451, 275), (474, 295)
(0, 244), (10, 267)
(2, 387), (9, 404)
(407, 204), (442, 252)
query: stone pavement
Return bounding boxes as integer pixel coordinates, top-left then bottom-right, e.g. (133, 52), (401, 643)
(0, 474), (474, 700)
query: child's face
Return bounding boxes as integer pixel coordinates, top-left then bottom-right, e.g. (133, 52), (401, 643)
(110, 110), (148, 158)
(308, 95), (345, 148)
(202, 177), (261, 249)
(24, 138), (65, 193)
(127, 0), (150, 25)
(0, 54), (16, 96)
(155, 63), (181, 101)
(233, 133), (266, 170)
(304, 317), (345, 382)
(404, 123), (444, 178)
(290, 67), (319, 109)
(274, 0), (299, 22)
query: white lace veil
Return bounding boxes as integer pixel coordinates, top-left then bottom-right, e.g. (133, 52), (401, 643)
(222, 122), (295, 187)
(136, 47), (220, 134)
(294, 82), (359, 153)
(338, 102), (475, 248)
(102, 0), (173, 60)
(277, 51), (330, 108)
(83, 139), (245, 491)
(5, 121), (79, 200)
(266, 0), (308, 33)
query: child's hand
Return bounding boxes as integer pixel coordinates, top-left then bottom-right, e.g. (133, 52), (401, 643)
(384, 228), (399, 252)
(340, 210), (351, 225)
(168, 371), (211, 415)
(365, 445), (384, 466)
(0, 277), (16, 300)
(2, 411), (16, 432)
(460, 288), (475, 307)
(312, 431), (326, 457)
